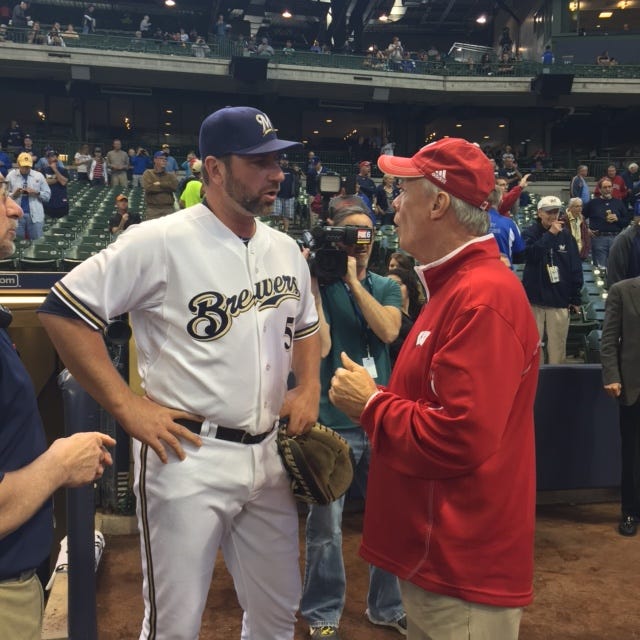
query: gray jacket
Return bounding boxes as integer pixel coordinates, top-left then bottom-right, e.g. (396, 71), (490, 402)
(601, 276), (640, 405)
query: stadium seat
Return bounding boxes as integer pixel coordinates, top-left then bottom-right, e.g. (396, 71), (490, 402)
(19, 243), (61, 271)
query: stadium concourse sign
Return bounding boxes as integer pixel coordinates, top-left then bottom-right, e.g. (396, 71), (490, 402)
(0, 272), (62, 290)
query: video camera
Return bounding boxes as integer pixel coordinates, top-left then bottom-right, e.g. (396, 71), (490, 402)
(299, 225), (373, 285)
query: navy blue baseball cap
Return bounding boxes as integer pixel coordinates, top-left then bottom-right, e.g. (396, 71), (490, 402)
(199, 106), (301, 158)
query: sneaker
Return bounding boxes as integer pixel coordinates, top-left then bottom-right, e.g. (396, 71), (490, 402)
(310, 626), (340, 639)
(365, 609), (408, 636)
(619, 515), (637, 536)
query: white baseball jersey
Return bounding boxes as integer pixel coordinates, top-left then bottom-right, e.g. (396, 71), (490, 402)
(52, 203), (319, 434)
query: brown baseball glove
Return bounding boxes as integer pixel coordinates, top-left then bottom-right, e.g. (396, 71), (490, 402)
(277, 423), (355, 505)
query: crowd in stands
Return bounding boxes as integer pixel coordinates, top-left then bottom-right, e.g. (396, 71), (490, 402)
(1, 0), (636, 81)
(3, 109), (640, 328)
(3, 1), (630, 72)
(0, 120), (208, 241)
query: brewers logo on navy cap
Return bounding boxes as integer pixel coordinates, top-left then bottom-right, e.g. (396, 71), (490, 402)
(199, 106), (302, 158)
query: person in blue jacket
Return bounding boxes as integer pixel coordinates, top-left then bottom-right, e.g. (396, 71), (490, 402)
(522, 195), (583, 364)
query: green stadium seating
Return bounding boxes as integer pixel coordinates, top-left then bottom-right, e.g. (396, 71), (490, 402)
(19, 243), (61, 270)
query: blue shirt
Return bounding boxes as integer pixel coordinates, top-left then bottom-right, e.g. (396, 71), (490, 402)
(0, 330), (52, 579)
(180, 160), (192, 178)
(131, 155), (151, 175)
(0, 151), (11, 177)
(489, 208), (525, 266)
(165, 155), (179, 173)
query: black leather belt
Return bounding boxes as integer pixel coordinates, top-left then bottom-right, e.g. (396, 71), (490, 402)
(175, 419), (273, 445)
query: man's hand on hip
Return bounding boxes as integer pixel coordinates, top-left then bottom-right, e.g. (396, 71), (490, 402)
(121, 395), (203, 463)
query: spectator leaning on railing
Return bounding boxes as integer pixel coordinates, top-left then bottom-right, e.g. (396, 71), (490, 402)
(282, 39), (295, 55)
(192, 36), (210, 58)
(64, 23), (78, 39)
(257, 37), (274, 57)
(387, 36), (403, 69)
(47, 22), (65, 47)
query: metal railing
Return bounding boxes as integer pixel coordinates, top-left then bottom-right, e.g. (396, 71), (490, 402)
(4, 28), (640, 79)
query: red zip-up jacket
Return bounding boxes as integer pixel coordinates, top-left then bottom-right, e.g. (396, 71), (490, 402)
(359, 237), (540, 608)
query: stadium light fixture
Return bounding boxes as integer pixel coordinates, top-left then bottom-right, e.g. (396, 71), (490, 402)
(165, 0), (176, 7)
(476, 14), (487, 24)
(282, 9), (292, 18)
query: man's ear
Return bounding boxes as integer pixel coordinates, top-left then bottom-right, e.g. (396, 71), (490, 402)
(204, 156), (224, 185)
(430, 191), (450, 220)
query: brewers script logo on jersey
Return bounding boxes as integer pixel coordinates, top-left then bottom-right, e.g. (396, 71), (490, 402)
(186, 275), (300, 341)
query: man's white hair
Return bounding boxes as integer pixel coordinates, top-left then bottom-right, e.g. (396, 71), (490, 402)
(422, 179), (489, 236)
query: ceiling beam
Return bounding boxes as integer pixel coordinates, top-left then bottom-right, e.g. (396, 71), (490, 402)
(434, 0), (459, 28)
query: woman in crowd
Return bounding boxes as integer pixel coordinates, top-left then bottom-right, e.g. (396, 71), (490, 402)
(563, 197), (591, 261)
(386, 267), (423, 365)
(387, 251), (415, 272)
(375, 173), (400, 226)
(74, 143), (92, 182)
(89, 147), (108, 186)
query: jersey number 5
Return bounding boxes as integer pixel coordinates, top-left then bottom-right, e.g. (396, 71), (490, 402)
(284, 316), (295, 351)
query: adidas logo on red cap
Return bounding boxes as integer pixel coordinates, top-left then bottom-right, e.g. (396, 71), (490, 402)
(431, 169), (447, 184)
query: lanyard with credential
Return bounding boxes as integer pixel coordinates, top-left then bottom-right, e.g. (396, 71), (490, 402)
(343, 274), (379, 379)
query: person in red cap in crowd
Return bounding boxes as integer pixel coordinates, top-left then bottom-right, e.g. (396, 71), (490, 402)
(109, 194), (141, 236)
(328, 138), (540, 640)
(356, 160), (377, 211)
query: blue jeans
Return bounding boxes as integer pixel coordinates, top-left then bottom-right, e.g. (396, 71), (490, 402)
(16, 213), (43, 240)
(591, 233), (615, 269)
(300, 427), (404, 628)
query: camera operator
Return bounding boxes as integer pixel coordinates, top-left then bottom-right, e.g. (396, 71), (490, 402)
(301, 195), (406, 638)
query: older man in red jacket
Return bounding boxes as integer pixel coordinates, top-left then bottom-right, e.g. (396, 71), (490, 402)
(329, 139), (540, 640)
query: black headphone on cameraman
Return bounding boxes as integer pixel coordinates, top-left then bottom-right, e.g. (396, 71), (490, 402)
(0, 304), (13, 329)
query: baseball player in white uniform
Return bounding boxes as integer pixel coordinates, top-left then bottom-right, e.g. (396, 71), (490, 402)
(38, 106), (322, 640)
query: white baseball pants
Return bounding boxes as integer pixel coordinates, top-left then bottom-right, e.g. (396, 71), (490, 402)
(132, 430), (300, 640)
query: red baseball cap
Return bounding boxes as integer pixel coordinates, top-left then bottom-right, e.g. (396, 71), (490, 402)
(377, 138), (494, 210)
(359, 161), (371, 168)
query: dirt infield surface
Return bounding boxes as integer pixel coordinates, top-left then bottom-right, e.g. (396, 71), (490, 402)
(95, 502), (640, 639)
